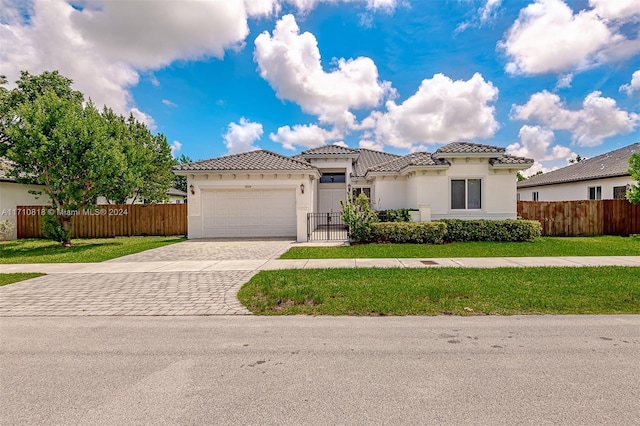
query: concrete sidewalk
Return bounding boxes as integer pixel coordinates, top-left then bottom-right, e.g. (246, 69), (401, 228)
(2, 256), (640, 273)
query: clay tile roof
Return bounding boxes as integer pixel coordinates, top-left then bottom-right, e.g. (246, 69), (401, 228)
(436, 142), (505, 155)
(490, 155), (534, 166)
(367, 152), (448, 173)
(301, 144), (359, 155)
(518, 143), (639, 188)
(173, 150), (316, 172)
(353, 148), (400, 177)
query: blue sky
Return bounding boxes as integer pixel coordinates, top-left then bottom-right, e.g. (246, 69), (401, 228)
(1, 0), (639, 175)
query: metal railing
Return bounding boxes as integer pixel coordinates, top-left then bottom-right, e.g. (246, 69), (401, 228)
(307, 212), (347, 241)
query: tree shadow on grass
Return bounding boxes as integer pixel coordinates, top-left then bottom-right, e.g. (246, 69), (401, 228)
(0, 239), (119, 261)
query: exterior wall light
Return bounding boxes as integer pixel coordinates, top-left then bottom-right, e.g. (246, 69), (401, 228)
(300, 183), (305, 194)
(189, 184), (195, 195)
(347, 184), (352, 193)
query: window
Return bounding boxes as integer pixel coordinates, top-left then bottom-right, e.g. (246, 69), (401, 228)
(319, 173), (345, 183)
(532, 192), (539, 201)
(613, 186), (627, 199)
(451, 179), (481, 210)
(588, 186), (602, 200)
(353, 187), (371, 199)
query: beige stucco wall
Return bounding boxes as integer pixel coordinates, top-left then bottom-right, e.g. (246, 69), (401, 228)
(373, 158), (521, 219)
(0, 181), (50, 240)
(517, 176), (632, 201)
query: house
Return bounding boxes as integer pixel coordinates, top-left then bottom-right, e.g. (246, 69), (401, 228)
(0, 159), (51, 240)
(517, 143), (638, 202)
(173, 142), (532, 242)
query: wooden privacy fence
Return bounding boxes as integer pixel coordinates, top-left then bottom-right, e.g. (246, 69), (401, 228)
(16, 204), (187, 239)
(518, 200), (640, 236)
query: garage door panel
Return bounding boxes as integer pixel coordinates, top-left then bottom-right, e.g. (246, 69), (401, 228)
(202, 189), (296, 238)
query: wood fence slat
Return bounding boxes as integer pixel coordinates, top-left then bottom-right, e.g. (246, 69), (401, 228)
(16, 204), (187, 239)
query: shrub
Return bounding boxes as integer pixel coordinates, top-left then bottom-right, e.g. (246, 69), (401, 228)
(41, 212), (73, 245)
(341, 193), (379, 242)
(437, 219), (541, 242)
(371, 221), (447, 244)
(0, 220), (14, 240)
(376, 209), (411, 222)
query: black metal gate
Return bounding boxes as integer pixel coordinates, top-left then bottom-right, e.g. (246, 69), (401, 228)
(307, 212), (347, 241)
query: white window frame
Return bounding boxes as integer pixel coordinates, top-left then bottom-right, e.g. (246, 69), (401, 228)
(588, 186), (602, 200)
(450, 178), (483, 210)
(532, 191), (539, 201)
(613, 186), (627, 200)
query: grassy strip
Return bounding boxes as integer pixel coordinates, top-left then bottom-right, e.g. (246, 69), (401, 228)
(238, 267), (640, 315)
(0, 236), (186, 264)
(0, 273), (44, 287)
(281, 236), (640, 259)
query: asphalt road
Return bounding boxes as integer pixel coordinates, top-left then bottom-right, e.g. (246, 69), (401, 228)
(1, 315), (639, 425)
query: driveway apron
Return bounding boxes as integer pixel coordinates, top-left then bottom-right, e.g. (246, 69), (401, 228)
(0, 239), (293, 317)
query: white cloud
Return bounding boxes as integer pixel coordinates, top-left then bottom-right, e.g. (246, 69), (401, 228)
(333, 141), (349, 148)
(555, 73), (573, 89)
(512, 90), (639, 146)
(363, 73), (499, 150)
(520, 161), (559, 178)
(359, 139), (384, 151)
(170, 140), (182, 157)
(499, 0), (640, 75)
(589, 0), (640, 21)
(270, 124), (342, 150)
(506, 125), (574, 162)
(456, 0), (503, 33)
(162, 99), (177, 107)
(254, 14), (394, 128)
(620, 70), (640, 96)
(223, 117), (263, 154)
(130, 108), (157, 131)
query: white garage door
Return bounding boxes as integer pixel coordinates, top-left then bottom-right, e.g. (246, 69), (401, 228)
(201, 189), (296, 238)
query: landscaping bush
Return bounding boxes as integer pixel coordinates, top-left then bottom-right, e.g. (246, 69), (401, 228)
(0, 220), (14, 240)
(376, 209), (412, 222)
(437, 219), (541, 242)
(341, 192), (379, 242)
(371, 221), (447, 244)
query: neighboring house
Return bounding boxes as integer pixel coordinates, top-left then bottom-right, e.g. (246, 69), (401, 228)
(96, 187), (187, 205)
(517, 143), (639, 202)
(173, 142), (532, 242)
(0, 159), (50, 240)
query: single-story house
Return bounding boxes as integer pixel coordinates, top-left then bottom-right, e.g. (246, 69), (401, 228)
(96, 187), (187, 205)
(173, 142), (533, 242)
(517, 143), (639, 202)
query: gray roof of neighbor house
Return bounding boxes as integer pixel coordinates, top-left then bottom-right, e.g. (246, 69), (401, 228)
(173, 150), (316, 172)
(517, 142), (639, 188)
(166, 187), (187, 197)
(367, 152), (449, 173)
(436, 142), (506, 155)
(490, 155), (534, 166)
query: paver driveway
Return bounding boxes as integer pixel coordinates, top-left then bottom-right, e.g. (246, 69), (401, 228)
(0, 239), (293, 317)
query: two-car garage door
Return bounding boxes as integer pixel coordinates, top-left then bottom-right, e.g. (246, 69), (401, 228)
(201, 189), (296, 238)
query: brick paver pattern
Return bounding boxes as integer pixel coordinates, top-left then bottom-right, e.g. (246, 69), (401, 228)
(0, 271), (254, 316)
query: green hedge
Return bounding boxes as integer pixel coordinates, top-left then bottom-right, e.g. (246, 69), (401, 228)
(371, 222), (447, 244)
(376, 209), (412, 222)
(437, 219), (541, 242)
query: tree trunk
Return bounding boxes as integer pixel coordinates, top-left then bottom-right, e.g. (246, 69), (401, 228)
(62, 215), (72, 247)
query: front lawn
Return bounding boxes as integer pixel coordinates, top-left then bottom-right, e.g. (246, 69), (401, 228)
(238, 267), (640, 315)
(0, 273), (44, 286)
(0, 236), (186, 264)
(282, 236), (640, 259)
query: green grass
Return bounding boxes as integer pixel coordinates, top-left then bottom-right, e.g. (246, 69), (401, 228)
(281, 236), (640, 259)
(238, 267), (640, 315)
(0, 236), (186, 264)
(0, 273), (44, 286)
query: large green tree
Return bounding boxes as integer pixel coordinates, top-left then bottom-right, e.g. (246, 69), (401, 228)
(628, 153), (640, 203)
(1, 71), (174, 245)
